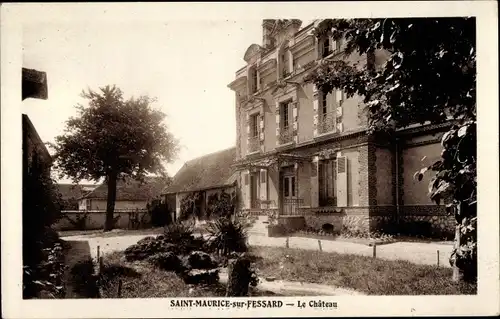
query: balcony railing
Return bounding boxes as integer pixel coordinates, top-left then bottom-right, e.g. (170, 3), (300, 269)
(282, 198), (304, 216)
(318, 111), (336, 135)
(248, 135), (260, 153)
(279, 126), (294, 144)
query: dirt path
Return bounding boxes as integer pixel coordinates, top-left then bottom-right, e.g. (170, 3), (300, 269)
(218, 270), (364, 296)
(63, 240), (99, 298)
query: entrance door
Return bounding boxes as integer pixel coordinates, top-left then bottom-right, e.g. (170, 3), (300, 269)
(282, 175), (296, 215)
(250, 173), (259, 209)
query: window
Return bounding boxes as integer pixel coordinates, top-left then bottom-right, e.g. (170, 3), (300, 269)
(250, 114), (259, 138)
(322, 37), (332, 58)
(280, 101), (290, 129)
(249, 67), (258, 94)
(281, 51), (290, 78)
(321, 89), (328, 115)
(86, 199), (91, 211)
(318, 159), (337, 206)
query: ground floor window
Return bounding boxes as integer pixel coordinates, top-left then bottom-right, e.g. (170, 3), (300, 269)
(318, 159), (337, 206)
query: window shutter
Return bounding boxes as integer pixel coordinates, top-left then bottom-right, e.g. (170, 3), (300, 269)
(243, 172), (250, 209)
(332, 40), (337, 52)
(260, 169), (267, 201)
(336, 156), (348, 207)
(335, 89), (343, 103)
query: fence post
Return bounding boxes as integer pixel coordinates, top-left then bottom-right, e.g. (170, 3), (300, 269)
(437, 250), (440, 267)
(318, 240), (322, 252)
(99, 256), (104, 275)
(372, 243), (377, 258)
(97, 245), (100, 263)
(117, 279), (122, 298)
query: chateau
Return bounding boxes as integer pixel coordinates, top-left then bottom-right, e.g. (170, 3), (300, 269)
(227, 19), (454, 235)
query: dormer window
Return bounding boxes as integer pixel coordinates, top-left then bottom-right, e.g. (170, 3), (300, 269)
(281, 51), (291, 78)
(248, 66), (258, 94)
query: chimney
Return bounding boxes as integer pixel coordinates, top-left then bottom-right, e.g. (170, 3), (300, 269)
(262, 19), (276, 49)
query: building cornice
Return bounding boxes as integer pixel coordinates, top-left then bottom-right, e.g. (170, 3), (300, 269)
(227, 76), (247, 91)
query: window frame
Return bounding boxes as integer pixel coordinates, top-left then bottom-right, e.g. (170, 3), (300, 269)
(318, 158), (337, 207)
(280, 100), (290, 129)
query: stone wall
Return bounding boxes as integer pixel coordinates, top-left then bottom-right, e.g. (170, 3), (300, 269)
(54, 210), (152, 231)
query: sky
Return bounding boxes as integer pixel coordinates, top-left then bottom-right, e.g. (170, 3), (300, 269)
(22, 19), (264, 184)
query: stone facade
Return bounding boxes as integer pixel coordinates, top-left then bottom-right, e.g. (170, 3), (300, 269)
(228, 20), (452, 237)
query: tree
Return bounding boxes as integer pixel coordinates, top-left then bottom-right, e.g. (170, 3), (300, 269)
(305, 18), (476, 282)
(51, 85), (179, 231)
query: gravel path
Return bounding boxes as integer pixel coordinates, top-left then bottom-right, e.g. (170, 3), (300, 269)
(62, 232), (453, 268)
(218, 270), (365, 296)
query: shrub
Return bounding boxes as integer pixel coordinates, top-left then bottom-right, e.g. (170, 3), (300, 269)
(206, 191), (238, 219)
(206, 217), (248, 256)
(163, 222), (195, 244)
(149, 200), (172, 227)
(187, 251), (216, 270)
(179, 192), (203, 221)
(124, 239), (176, 262)
(147, 252), (183, 272)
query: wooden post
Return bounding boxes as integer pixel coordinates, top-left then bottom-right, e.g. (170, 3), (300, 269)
(285, 237), (289, 248)
(372, 243), (377, 258)
(318, 240), (322, 252)
(117, 279), (122, 298)
(97, 245), (100, 262)
(437, 250), (440, 267)
(99, 256), (104, 275)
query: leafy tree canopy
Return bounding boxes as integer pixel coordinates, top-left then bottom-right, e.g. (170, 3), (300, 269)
(51, 85), (179, 183)
(50, 85), (179, 230)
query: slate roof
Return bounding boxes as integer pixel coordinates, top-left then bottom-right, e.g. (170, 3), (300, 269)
(82, 176), (169, 202)
(163, 147), (237, 194)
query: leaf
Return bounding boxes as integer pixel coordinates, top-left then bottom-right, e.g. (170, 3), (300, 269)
(458, 125), (468, 137)
(441, 131), (452, 147)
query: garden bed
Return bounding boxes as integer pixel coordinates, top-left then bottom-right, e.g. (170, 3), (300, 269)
(99, 252), (282, 298)
(250, 246), (476, 295)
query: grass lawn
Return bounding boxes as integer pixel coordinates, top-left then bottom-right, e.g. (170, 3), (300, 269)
(250, 246), (476, 295)
(99, 252), (282, 298)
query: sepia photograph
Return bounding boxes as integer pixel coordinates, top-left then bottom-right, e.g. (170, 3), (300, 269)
(1, 2), (499, 318)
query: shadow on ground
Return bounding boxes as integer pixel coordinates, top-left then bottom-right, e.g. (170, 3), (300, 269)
(63, 240), (100, 298)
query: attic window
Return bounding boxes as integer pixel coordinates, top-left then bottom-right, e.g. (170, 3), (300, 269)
(248, 66), (258, 94)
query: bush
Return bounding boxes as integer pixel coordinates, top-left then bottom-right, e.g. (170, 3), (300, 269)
(163, 222), (195, 244)
(206, 217), (248, 256)
(149, 200), (172, 227)
(125, 222), (208, 261)
(124, 239), (176, 262)
(147, 252), (183, 272)
(187, 251), (216, 270)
